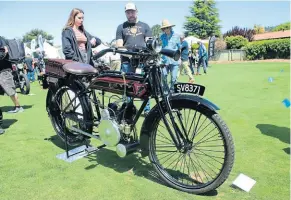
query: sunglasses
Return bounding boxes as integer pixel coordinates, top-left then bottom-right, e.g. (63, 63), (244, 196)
(162, 27), (170, 31)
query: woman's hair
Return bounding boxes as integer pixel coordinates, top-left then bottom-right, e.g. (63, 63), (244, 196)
(64, 8), (84, 31)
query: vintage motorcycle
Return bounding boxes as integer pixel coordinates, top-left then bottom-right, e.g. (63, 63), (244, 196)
(12, 62), (30, 95)
(43, 38), (234, 194)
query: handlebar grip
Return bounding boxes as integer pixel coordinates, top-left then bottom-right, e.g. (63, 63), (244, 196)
(160, 49), (180, 61)
(93, 48), (113, 60)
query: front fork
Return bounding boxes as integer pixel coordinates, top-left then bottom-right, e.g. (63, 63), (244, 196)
(152, 68), (189, 150)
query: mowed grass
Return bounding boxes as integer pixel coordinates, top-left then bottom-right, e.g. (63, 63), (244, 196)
(0, 61), (290, 200)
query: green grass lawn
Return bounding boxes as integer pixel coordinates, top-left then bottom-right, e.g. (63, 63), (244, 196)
(0, 62), (290, 200)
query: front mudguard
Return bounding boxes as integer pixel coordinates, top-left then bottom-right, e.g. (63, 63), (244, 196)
(139, 94), (220, 157)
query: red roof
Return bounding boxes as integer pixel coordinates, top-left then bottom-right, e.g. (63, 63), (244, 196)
(253, 30), (290, 41)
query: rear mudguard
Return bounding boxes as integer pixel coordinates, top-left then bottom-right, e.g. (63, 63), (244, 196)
(45, 76), (87, 116)
(139, 94), (220, 157)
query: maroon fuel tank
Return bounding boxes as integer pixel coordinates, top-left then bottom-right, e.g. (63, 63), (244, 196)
(88, 71), (150, 99)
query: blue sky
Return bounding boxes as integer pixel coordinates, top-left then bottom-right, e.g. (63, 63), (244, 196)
(0, 1), (290, 46)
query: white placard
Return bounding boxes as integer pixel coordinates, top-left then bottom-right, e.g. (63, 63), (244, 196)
(232, 173), (256, 192)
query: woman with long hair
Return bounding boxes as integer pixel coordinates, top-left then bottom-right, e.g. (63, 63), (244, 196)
(62, 8), (101, 66)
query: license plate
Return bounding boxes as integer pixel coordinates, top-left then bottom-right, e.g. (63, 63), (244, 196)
(174, 83), (205, 96)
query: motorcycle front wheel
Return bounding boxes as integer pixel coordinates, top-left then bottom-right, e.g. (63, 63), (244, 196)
(148, 98), (234, 194)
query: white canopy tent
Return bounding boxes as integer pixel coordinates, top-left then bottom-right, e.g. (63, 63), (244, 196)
(184, 36), (202, 47)
(92, 43), (113, 64)
(25, 46), (32, 55)
(43, 41), (62, 58)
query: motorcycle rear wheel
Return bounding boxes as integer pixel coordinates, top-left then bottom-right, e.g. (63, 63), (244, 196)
(148, 98), (234, 194)
(47, 83), (93, 146)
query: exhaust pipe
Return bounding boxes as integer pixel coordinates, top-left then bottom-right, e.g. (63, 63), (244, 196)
(116, 141), (140, 158)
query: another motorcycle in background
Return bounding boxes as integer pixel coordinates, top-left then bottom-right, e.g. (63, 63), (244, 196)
(12, 61), (30, 95)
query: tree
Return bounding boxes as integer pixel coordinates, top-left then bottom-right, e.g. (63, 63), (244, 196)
(272, 22), (290, 32)
(22, 29), (54, 47)
(184, 0), (221, 39)
(254, 24), (265, 34)
(151, 24), (162, 38)
(264, 26), (275, 32)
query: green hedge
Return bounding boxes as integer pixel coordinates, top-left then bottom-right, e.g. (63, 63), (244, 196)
(245, 38), (290, 60)
(225, 36), (248, 49)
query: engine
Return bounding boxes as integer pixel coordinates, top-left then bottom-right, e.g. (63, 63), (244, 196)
(98, 102), (137, 148)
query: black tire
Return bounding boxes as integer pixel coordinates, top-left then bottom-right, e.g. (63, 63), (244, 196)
(19, 73), (30, 95)
(47, 82), (93, 146)
(147, 98), (234, 194)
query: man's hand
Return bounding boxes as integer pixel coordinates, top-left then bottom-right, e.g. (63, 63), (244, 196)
(90, 38), (96, 46)
(116, 39), (123, 48)
(4, 46), (8, 54)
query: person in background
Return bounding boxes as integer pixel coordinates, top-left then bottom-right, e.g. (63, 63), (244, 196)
(24, 54), (35, 82)
(193, 49), (199, 69)
(0, 108), (4, 134)
(188, 49), (195, 75)
(177, 34), (195, 83)
(109, 51), (121, 71)
(0, 37), (24, 113)
(160, 19), (180, 92)
(62, 8), (101, 66)
(197, 41), (208, 75)
(115, 2), (152, 116)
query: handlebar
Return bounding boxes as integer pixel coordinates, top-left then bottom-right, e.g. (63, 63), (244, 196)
(92, 48), (180, 61)
(160, 49), (180, 61)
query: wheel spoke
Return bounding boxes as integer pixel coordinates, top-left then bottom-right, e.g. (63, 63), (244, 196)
(193, 149), (224, 165)
(187, 110), (197, 137)
(194, 127), (218, 145)
(157, 127), (175, 145)
(188, 154), (204, 184)
(194, 152), (222, 172)
(164, 153), (183, 170)
(192, 153), (211, 182)
(190, 113), (202, 142)
(195, 133), (220, 146)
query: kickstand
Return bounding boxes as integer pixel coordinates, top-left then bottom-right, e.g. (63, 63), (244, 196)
(60, 123), (107, 161)
(64, 123), (70, 159)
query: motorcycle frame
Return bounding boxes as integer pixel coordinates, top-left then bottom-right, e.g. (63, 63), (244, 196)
(57, 64), (188, 151)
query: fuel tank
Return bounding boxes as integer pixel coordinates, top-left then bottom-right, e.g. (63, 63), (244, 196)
(89, 71), (150, 99)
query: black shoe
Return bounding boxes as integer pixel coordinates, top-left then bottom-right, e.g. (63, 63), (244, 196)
(0, 126), (5, 135)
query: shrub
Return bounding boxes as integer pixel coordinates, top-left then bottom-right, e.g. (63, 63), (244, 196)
(245, 38), (290, 60)
(214, 38), (227, 51)
(223, 26), (256, 41)
(225, 36), (248, 49)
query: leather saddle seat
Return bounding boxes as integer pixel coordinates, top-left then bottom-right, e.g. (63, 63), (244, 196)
(62, 62), (98, 75)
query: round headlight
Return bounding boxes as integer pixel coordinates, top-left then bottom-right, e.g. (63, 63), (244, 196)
(146, 38), (162, 53)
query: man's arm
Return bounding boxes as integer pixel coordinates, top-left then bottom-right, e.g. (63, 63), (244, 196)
(144, 23), (153, 42)
(0, 37), (8, 54)
(116, 24), (124, 48)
